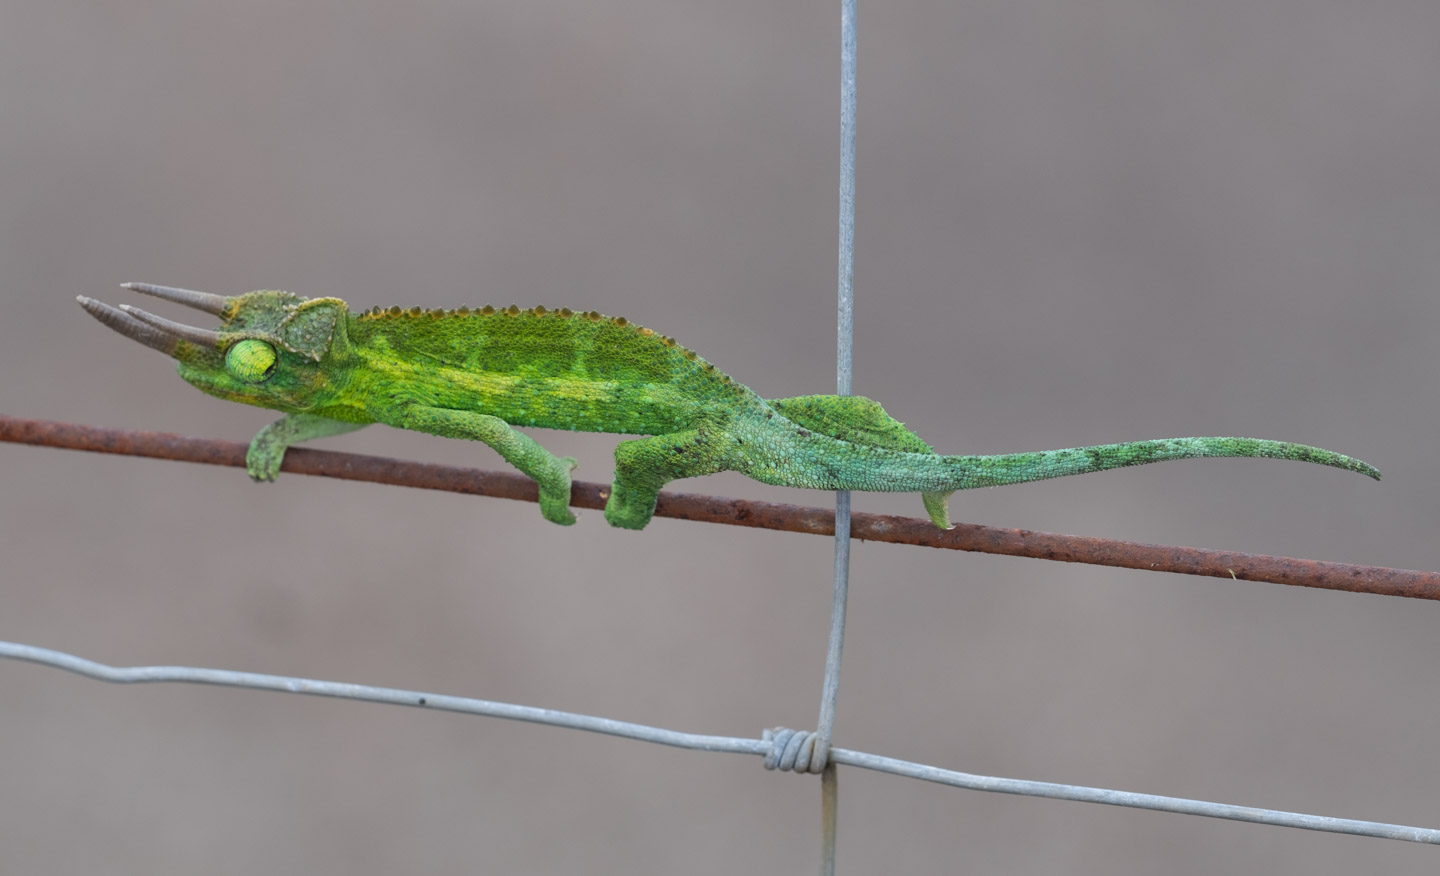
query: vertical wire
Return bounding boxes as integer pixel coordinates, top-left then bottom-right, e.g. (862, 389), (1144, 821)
(834, 0), (857, 403)
(816, 0), (858, 762)
(816, 0), (858, 873)
(821, 762), (840, 875)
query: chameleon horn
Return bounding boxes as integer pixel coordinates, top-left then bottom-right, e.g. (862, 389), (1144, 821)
(118, 304), (225, 349)
(120, 282), (228, 316)
(76, 296), (180, 356)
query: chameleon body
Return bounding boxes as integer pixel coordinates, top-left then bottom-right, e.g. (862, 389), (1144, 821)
(78, 284), (1380, 530)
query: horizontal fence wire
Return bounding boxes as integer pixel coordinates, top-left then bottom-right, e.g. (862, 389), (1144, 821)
(4, 414), (1437, 599)
(2, 638), (1437, 845)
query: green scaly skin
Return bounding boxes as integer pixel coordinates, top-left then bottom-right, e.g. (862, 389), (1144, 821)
(78, 288), (1381, 530)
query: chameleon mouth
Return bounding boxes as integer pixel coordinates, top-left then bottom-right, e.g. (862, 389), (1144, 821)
(77, 283), (229, 356)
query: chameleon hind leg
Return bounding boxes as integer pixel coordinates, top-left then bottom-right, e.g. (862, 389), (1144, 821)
(604, 428), (729, 530)
(392, 406), (578, 525)
(767, 395), (955, 529)
(247, 413), (370, 481)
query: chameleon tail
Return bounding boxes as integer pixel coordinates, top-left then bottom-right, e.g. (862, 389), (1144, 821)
(927, 437), (1381, 491)
(739, 400), (1378, 528)
(916, 437), (1380, 527)
(753, 431), (1382, 493)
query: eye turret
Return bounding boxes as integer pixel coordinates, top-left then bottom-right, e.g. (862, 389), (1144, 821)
(226, 339), (278, 383)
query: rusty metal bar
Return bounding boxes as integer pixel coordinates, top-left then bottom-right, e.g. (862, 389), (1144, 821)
(3, 414), (1433, 599)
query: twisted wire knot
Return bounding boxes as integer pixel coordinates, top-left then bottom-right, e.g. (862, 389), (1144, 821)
(762, 727), (829, 773)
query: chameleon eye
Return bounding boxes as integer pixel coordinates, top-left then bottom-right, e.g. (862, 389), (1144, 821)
(225, 339), (278, 383)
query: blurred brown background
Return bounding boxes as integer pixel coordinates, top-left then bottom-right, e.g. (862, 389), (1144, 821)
(3, 1), (1438, 872)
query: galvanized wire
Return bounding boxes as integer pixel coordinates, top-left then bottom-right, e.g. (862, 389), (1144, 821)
(814, 0), (861, 775)
(4, 639), (1437, 846)
(815, 3), (861, 870)
(834, 0), (858, 404)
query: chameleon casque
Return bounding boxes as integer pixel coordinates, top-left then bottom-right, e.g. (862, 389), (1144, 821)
(78, 283), (1380, 530)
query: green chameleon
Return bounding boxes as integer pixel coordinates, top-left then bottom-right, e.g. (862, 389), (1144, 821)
(78, 283), (1379, 530)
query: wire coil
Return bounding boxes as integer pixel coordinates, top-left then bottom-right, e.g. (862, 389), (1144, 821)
(763, 727), (828, 773)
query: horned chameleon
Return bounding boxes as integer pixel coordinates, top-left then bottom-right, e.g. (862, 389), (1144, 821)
(78, 283), (1379, 530)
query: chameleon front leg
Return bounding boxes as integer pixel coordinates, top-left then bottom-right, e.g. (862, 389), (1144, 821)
(248, 413), (370, 481)
(393, 406), (578, 525)
(604, 429), (729, 530)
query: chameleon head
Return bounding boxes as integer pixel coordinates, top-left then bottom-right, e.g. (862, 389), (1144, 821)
(77, 283), (350, 413)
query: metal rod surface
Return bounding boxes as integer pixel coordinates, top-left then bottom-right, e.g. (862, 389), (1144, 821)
(3, 414), (1433, 599)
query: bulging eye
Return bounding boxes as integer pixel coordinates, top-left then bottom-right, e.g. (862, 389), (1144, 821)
(226, 339), (278, 383)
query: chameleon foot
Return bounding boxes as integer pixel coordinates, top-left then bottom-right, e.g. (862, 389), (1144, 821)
(603, 481), (658, 530)
(538, 456), (578, 526)
(246, 439), (285, 482)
